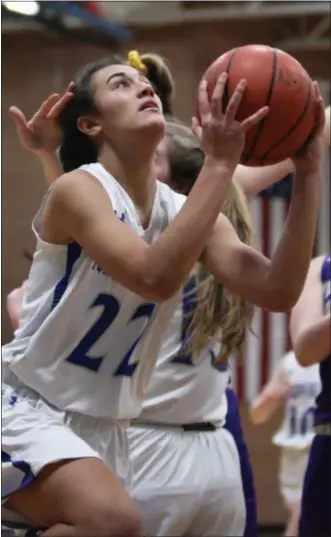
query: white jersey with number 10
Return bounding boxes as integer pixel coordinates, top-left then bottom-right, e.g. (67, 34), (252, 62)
(273, 351), (321, 449)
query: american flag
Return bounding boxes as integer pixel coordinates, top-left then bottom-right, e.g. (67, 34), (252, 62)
(232, 81), (330, 401)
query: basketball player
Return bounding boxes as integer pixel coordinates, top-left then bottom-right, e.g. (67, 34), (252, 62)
(7, 51), (326, 536)
(250, 350), (320, 536)
(5, 137), (257, 537)
(6, 78), (289, 537)
(7, 80), (256, 536)
(290, 254), (331, 537)
(3, 55), (269, 536)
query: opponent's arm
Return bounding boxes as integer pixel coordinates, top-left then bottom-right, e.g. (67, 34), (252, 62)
(290, 256), (331, 367)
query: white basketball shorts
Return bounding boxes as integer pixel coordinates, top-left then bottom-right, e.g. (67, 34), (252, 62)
(2, 372), (132, 533)
(128, 423), (246, 536)
(279, 446), (310, 507)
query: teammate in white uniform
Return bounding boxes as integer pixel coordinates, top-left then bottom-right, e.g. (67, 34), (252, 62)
(250, 351), (320, 536)
(3, 54), (269, 537)
(5, 52), (326, 537)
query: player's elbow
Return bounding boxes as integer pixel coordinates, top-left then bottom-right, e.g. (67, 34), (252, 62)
(293, 341), (313, 368)
(134, 250), (182, 302)
(263, 284), (299, 312)
(139, 273), (179, 302)
(126, 257), (179, 302)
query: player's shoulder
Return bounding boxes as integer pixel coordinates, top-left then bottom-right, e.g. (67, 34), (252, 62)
(49, 167), (114, 215)
(49, 168), (102, 198)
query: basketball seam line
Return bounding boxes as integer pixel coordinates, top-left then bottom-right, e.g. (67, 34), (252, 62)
(243, 47), (278, 165)
(261, 80), (313, 163)
(224, 48), (239, 105)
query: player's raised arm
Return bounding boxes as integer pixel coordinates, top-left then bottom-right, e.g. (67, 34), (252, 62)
(201, 83), (324, 312)
(9, 85), (75, 186)
(44, 75), (268, 302)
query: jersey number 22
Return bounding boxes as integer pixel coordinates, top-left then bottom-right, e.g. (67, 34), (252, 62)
(65, 293), (155, 377)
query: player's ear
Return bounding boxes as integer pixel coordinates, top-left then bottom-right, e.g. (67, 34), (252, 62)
(77, 116), (102, 138)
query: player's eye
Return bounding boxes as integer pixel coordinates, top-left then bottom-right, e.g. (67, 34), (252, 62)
(114, 78), (130, 89)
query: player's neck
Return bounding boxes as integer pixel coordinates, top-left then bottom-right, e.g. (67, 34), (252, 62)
(99, 144), (157, 224)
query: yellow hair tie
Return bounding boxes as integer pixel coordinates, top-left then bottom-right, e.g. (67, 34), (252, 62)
(128, 50), (147, 75)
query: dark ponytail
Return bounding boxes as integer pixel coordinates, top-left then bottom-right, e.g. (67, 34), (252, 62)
(140, 53), (175, 115)
(58, 55), (124, 173)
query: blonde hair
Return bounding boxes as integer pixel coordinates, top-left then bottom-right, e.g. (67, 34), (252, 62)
(166, 119), (256, 362)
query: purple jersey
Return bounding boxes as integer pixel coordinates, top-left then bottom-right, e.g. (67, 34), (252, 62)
(314, 254), (331, 426)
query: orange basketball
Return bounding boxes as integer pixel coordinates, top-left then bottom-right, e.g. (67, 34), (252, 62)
(201, 45), (316, 166)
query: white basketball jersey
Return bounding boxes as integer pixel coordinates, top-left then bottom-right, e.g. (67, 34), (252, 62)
(138, 277), (229, 425)
(272, 351), (321, 449)
(2, 163), (186, 420)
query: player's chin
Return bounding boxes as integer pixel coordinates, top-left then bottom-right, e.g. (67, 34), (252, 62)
(139, 113), (165, 137)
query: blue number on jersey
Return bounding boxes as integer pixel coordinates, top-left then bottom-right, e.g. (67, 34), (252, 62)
(66, 293), (155, 376)
(114, 303), (155, 377)
(171, 278), (227, 372)
(289, 406), (316, 436)
(171, 278), (196, 366)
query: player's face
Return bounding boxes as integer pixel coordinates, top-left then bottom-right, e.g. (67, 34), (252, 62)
(91, 64), (165, 144)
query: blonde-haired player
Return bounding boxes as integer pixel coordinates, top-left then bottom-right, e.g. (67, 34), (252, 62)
(250, 350), (320, 536)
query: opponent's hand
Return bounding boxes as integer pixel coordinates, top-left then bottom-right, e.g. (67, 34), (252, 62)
(9, 83), (75, 156)
(192, 74), (269, 168)
(291, 82), (326, 176)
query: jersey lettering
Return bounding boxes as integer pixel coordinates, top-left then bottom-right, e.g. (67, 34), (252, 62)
(66, 293), (155, 376)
